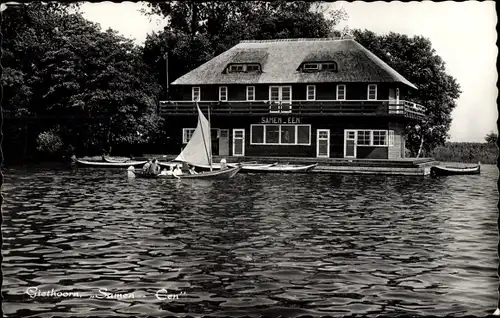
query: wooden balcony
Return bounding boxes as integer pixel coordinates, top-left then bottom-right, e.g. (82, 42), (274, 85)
(158, 100), (426, 120)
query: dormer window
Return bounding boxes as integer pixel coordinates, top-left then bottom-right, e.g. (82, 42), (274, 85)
(228, 64), (261, 73)
(229, 65), (244, 72)
(322, 63), (337, 71)
(301, 62), (338, 72)
(303, 63), (319, 71)
(246, 64), (260, 72)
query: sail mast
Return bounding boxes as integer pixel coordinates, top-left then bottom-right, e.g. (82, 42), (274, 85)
(207, 103), (213, 171)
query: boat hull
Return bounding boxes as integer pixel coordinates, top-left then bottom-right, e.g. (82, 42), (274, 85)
(177, 166), (241, 179)
(430, 165), (480, 176)
(159, 162), (277, 171)
(129, 166), (241, 180)
(103, 156), (133, 163)
(75, 159), (147, 168)
(241, 163), (318, 173)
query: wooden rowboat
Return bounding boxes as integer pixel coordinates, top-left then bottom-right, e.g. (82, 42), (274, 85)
(75, 159), (147, 168)
(103, 156), (133, 163)
(430, 163), (480, 176)
(242, 163), (318, 173)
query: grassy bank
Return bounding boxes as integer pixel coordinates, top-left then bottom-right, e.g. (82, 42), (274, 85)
(431, 142), (498, 164)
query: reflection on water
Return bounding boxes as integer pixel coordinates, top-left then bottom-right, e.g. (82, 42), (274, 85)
(2, 164), (498, 317)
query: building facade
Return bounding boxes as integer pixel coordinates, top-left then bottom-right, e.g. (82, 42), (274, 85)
(160, 37), (426, 160)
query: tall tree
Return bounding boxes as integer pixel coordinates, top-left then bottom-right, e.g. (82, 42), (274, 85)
(2, 3), (163, 159)
(352, 30), (461, 156)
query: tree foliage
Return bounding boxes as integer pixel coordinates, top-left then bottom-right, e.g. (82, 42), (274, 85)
(352, 29), (462, 156)
(2, 3), (163, 159)
(485, 132), (498, 145)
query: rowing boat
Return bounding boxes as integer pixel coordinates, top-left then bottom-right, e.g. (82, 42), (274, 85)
(241, 163), (318, 173)
(103, 156), (133, 163)
(430, 163), (480, 176)
(75, 159), (147, 168)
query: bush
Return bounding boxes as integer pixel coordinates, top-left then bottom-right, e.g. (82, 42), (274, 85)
(36, 130), (64, 154)
(431, 142), (498, 164)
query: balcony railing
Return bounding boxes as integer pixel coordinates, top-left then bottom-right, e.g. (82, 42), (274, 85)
(159, 100), (426, 120)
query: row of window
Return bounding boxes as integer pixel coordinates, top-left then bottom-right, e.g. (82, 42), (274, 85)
(192, 84), (389, 102)
(251, 125), (311, 145)
(347, 130), (395, 147)
(182, 127), (395, 147)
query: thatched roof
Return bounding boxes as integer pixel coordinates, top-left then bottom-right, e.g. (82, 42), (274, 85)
(171, 38), (417, 89)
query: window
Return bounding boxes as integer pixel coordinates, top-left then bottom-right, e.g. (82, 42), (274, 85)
(281, 125), (296, 144)
(250, 125), (311, 145)
(251, 125), (264, 144)
(269, 86), (292, 113)
(265, 125), (280, 143)
(368, 84), (377, 100)
(192, 87), (200, 101)
(182, 128), (195, 144)
(246, 86), (255, 101)
(303, 63), (319, 71)
(388, 130), (395, 146)
(322, 63), (337, 71)
(306, 85), (316, 101)
(219, 86), (228, 101)
(270, 86), (280, 101)
(336, 84), (346, 100)
(355, 130), (389, 147)
(357, 130), (371, 146)
(229, 64), (244, 72)
(246, 64), (260, 72)
(373, 130), (387, 146)
(297, 126), (310, 145)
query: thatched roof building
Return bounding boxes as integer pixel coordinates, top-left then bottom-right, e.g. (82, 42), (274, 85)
(171, 38), (417, 89)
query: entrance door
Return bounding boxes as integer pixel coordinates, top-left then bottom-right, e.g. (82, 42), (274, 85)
(344, 130), (357, 158)
(316, 129), (330, 158)
(219, 129), (229, 156)
(232, 129), (245, 156)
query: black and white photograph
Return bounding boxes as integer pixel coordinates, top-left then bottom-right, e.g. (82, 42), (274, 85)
(1, 1), (498, 317)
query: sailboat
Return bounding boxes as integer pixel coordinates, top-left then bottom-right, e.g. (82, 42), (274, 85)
(128, 102), (241, 180)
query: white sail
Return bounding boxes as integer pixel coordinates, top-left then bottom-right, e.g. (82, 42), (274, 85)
(174, 104), (212, 167)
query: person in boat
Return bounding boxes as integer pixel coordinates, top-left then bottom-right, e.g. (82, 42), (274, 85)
(173, 164), (183, 176)
(142, 159), (152, 174)
(189, 166), (198, 174)
(165, 165), (175, 176)
(181, 162), (191, 174)
(220, 158), (228, 170)
(148, 159), (161, 176)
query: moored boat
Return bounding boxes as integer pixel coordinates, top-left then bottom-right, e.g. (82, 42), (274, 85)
(430, 162), (481, 176)
(75, 159), (147, 168)
(103, 156), (133, 163)
(241, 163), (318, 173)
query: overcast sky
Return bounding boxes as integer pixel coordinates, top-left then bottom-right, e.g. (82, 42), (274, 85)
(80, 1), (498, 142)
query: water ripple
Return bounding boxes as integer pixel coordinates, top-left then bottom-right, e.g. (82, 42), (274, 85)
(2, 164), (498, 317)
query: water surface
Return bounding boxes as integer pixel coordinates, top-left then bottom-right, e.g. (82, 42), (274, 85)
(2, 164), (498, 317)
